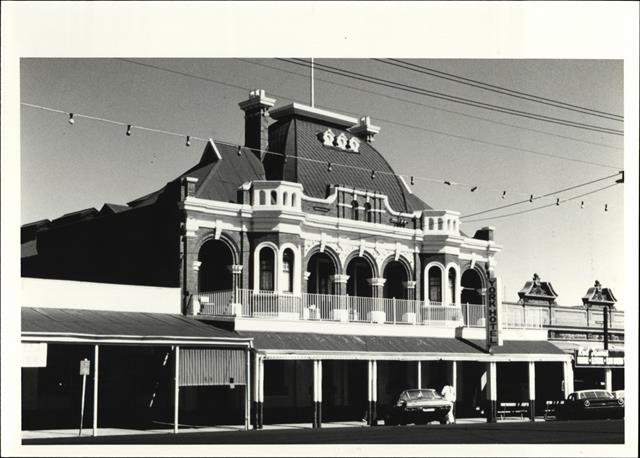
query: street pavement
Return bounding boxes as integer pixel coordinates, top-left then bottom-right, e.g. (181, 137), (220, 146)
(22, 418), (624, 445)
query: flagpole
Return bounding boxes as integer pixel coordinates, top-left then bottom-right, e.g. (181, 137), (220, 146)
(310, 58), (315, 108)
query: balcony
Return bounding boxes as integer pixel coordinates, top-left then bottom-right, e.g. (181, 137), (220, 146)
(197, 290), (545, 329)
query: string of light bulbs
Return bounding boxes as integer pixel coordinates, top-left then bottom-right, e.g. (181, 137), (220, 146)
(461, 183), (619, 224)
(21, 101), (623, 210)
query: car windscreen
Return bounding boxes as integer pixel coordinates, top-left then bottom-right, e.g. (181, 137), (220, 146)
(404, 390), (440, 400)
(580, 391), (614, 399)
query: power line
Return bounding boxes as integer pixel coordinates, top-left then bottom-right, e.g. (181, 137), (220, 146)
(118, 58), (623, 170)
(236, 58), (623, 152)
(377, 58), (623, 121)
(21, 101), (624, 211)
(281, 58), (623, 136)
(462, 183), (619, 223)
(460, 172), (623, 219)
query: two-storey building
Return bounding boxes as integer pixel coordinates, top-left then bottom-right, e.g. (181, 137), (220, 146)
(22, 90), (572, 431)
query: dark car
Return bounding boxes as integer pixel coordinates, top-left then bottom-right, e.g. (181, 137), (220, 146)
(382, 389), (452, 426)
(556, 389), (624, 420)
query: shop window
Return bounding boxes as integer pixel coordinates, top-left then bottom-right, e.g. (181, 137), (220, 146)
(259, 247), (275, 291)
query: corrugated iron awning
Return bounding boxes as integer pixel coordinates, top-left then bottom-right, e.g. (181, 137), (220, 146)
(239, 331), (568, 361)
(22, 307), (252, 346)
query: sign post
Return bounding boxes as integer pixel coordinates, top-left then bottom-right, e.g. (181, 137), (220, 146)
(79, 358), (90, 436)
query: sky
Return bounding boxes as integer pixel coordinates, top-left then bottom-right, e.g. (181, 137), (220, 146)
(19, 57), (624, 306)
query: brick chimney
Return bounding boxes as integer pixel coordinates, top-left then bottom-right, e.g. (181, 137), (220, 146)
(238, 89), (276, 159)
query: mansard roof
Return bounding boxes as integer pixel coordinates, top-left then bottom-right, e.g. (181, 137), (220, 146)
(268, 112), (432, 214)
(128, 140), (266, 207)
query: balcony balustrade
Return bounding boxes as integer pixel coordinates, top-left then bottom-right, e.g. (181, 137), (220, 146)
(197, 290), (622, 331)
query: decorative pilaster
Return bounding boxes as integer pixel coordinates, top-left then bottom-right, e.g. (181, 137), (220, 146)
(228, 264), (244, 312)
(367, 278), (387, 322)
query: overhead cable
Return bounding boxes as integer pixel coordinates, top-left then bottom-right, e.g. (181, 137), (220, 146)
(280, 58), (623, 136)
(376, 58), (623, 121)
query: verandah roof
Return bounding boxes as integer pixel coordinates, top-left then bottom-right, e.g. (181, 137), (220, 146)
(239, 331), (568, 361)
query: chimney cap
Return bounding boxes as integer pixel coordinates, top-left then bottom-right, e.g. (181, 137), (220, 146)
(238, 89), (276, 111)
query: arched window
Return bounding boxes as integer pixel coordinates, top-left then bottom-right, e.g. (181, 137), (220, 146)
(364, 202), (373, 223)
(351, 200), (359, 221)
(283, 191), (289, 206)
(291, 193), (297, 207)
(447, 220), (451, 231)
(270, 191), (277, 205)
(259, 190), (266, 205)
(428, 218), (434, 230)
(437, 218), (443, 230)
(428, 266), (442, 303)
(259, 247), (275, 291)
(448, 268), (457, 306)
(282, 249), (294, 293)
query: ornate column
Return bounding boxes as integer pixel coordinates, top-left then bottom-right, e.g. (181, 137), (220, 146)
(187, 261), (202, 316)
(227, 264), (244, 316)
(367, 278), (386, 323)
(313, 360), (323, 428)
(331, 274), (349, 296)
(403, 280), (417, 301)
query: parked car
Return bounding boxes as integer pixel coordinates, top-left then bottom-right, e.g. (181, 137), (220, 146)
(382, 389), (452, 426)
(556, 389), (624, 420)
(612, 390), (624, 400)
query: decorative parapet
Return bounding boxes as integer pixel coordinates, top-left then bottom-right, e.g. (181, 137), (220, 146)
(247, 180), (304, 211)
(422, 210), (460, 236)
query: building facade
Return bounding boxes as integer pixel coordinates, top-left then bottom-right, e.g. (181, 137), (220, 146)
(23, 90), (605, 431)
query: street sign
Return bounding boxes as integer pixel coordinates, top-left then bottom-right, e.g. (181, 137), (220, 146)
(79, 358), (90, 435)
(79, 358), (91, 375)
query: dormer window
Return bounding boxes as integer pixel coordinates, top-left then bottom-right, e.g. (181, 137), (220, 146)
(335, 133), (348, 149)
(348, 137), (361, 152)
(322, 129), (335, 147)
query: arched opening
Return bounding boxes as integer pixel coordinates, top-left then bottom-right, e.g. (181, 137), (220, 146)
(428, 266), (442, 303)
(383, 261), (408, 299)
(346, 257), (373, 297)
(428, 218), (434, 230)
(307, 252), (336, 295)
(448, 268), (457, 305)
(259, 191), (266, 205)
(282, 248), (294, 293)
(198, 239), (233, 292)
(270, 191), (277, 205)
(259, 247), (276, 291)
(437, 218), (443, 230)
(291, 193), (297, 207)
(351, 200), (359, 221)
(461, 269), (484, 305)
(283, 191), (289, 206)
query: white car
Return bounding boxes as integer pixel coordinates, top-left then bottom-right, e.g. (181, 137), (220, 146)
(613, 389), (624, 400)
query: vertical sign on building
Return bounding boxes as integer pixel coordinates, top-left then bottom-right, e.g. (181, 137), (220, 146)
(486, 277), (503, 352)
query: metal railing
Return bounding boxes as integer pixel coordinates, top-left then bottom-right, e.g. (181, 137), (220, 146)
(196, 289), (622, 331)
